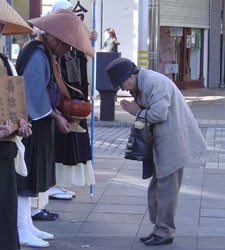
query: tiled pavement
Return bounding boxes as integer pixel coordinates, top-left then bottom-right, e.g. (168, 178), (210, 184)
(22, 88), (225, 250)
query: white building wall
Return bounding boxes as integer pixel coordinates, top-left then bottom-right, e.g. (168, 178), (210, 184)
(100, 0), (138, 63)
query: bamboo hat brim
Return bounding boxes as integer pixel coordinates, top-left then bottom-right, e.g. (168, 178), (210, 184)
(0, 0), (33, 35)
(28, 9), (94, 57)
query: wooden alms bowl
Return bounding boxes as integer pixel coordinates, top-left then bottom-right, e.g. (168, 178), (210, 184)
(58, 98), (92, 118)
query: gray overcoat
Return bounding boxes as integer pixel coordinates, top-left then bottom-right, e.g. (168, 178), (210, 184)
(137, 68), (207, 178)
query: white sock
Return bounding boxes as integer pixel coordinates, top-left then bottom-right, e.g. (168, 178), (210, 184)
(27, 198), (54, 240)
(18, 196), (29, 227)
(17, 196), (50, 246)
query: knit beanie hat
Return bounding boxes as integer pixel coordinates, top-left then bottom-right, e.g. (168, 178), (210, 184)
(106, 58), (137, 89)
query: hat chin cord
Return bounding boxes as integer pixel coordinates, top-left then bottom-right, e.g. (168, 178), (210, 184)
(0, 22), (6, 37)
(54, 40), (63, 55)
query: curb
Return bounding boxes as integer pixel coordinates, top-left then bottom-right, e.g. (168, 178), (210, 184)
(87, 120), (133, 127)
(87, 120), (225, 128)
(199, 124), (225, 128)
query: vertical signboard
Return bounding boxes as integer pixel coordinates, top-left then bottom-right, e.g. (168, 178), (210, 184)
(69, 0), (92, 31)
(0, 67), (28, 130)
(69, 0), (93, 90)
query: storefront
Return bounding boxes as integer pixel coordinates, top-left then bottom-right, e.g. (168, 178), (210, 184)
(159, 0), (210, 89)
(159, 26), (206, 89)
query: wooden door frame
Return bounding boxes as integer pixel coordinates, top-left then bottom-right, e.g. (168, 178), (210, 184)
(175, 27), (204, 89)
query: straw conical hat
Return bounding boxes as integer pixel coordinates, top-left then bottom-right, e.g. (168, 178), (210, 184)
(0, 0), (33, 35)
(29, 9), (94, 57)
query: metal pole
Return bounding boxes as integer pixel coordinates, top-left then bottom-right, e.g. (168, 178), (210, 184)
(90, 0), (96, 197)
(223, 0), (225, 86)
(138, 0), (148, 69)
(100, 0), (103, 49)
(222, 0), (225, 87)
(148, 0), (160, 71)
(219, 0), (225, 88)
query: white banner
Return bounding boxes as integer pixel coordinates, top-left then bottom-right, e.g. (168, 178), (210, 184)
(69, 0), (94, 91)
(69, 0), (92, 32)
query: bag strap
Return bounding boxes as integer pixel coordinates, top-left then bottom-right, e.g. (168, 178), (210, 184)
(57, 58), (84, 99)
(37, 35), (85, 100)
(136, 109), (154, 132)
(37, 34), (72, 100)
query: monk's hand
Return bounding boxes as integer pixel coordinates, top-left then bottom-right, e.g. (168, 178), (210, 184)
(120, 99), (141, 116)
(17, 119), (32, 137)
(0, 120), (13, 138)
(55, 115), (70, 134)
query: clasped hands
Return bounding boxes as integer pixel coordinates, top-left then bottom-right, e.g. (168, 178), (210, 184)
(120, 99), (141, 116)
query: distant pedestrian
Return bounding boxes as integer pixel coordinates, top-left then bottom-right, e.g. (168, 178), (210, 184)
(102, 28), (120, 52)
(106, 57), (206, 246)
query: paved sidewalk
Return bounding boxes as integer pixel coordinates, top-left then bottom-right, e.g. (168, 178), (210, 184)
(22, 88), (225, 250)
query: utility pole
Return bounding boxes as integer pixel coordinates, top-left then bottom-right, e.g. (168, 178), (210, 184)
(148, 0), (160, 71)
(138, 0), (148, 69)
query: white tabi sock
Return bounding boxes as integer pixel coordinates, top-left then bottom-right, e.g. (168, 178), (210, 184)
(17, 196), (49, 247)
(27, 197), (54, 240)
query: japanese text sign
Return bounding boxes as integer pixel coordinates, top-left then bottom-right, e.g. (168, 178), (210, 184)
(0, 67), (28, 130)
